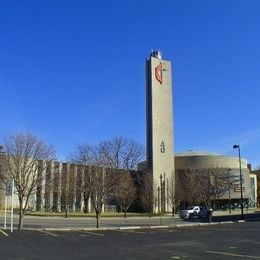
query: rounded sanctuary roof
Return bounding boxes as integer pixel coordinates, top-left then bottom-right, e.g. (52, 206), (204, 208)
(175, 150), (220, 157)
(175, 150), (248, 169)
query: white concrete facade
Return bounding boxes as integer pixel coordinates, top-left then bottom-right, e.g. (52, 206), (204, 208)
(0, 162), (116, 212)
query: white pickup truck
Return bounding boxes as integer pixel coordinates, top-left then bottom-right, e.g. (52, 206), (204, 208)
(179, 206), (209, 219)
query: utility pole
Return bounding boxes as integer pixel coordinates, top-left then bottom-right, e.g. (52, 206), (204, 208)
(233, 144), (244, 220)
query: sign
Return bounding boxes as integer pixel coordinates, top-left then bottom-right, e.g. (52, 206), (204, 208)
(4, 178), (14, 232)
(155, 63), (166, 85)
(234, 184), (245, 192)
(230, 174), (244, 184)
(155, 63), (163, 84)
(160, 141), (166, 153)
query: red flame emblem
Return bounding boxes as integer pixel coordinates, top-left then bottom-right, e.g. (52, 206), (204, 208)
(155, 63), (163, 84)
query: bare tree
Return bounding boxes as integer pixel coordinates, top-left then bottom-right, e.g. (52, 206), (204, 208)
(174, 170), (190, 209)
(88, 166), (103, 228)
(115, 170), (136, 218)
(200, 169), (230, 208)
(58, 163), (78, 218)
(193, 169), (213, 208)
(175, 168), (230, 209)
(98, 136), (144, 217)
(71, 137), (144, 228)
(167, 174), (175, 216)
(99, 136), (145, 170)
(0, 132), (56, 229)
(71, 144), (94, 213)
(71, 143), (118, 228)
(90, 167), (118, 228)
(138, 172), (158, 217)
(175, 169), (199, 207)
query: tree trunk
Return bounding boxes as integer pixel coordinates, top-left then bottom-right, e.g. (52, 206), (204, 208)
(207, 210), (212, 223)
(124, 210), (127, 218)
(172, 206), (175, 217)
(18, 198), (24, 230)
(65, 203), (69, 218)
(96, 211), (101, 228)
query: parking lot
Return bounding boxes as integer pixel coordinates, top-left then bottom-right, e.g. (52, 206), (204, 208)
(1, 221), (260, 259)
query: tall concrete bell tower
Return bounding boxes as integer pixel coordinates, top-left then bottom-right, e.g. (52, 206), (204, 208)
(146, 50), (174, 213)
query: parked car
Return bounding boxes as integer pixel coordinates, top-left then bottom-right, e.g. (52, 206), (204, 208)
(179, 206), (210, 219)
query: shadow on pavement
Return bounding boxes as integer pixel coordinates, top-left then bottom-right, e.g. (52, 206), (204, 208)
(182, 212), (260, 223)
(212, 212), (260, 222)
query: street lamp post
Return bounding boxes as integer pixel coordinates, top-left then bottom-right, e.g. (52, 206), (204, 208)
(233, 144), (244, 220)
(228, 168), (232, 214)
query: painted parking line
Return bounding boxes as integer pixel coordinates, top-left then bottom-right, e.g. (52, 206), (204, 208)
(149, 228), (175, 233)
(131, 230), (147, 234)
(74, 230), (105, 237)
(72, 230), (92, 237)
(206, 250), (260, 259)
(0, 229), (8, 237)
(116, 229), (146, 234)
(38, 230), (58, 237)
(83, 231), (104, 237)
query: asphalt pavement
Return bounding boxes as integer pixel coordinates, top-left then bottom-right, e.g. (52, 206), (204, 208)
(1, 221), (260, 259)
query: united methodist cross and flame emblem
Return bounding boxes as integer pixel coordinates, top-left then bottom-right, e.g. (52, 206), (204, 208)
(155, 62), (166, 85)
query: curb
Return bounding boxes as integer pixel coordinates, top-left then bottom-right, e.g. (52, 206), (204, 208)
(44, 227), (77, 232)
(20, 219), (248, 232)
(119, 226), (141, 230)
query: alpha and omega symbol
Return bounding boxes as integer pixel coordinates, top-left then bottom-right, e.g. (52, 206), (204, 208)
(160, 141), (166, 153)
(155, 62), (166, 85)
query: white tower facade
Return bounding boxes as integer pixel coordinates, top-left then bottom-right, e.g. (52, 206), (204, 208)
(146, 51), (175, 213)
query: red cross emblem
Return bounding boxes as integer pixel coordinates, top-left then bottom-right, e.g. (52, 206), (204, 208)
(155, 63), (163, 84)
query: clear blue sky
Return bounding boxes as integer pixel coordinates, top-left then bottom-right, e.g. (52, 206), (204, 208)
(0, 1), (260, 168)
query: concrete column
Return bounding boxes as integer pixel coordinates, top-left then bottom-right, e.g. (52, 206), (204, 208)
(70, 164), (77, 212)
(56, 162), (62, 212)
(40, 161), (46, 212)
(49, 161), (54, 211)
(31, 162), (37, 211)
(157, 185), (160, 214)
(166, 177), (171, 213)
(52, 162), (58, 211)
(146, 53), (175, 214)
(80, 167), (85, 212)
(62, 163), (70, 213)
(44, 161), (51, 211)
(80, 192), (85, 212)
(102, 168), (105, 213)
(88, 196), (91, 213)
(35, 161), (41, 211)
(0, 182), (4, 209)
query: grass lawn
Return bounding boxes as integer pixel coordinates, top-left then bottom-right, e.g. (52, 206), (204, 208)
(24, 211), (150, 218)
